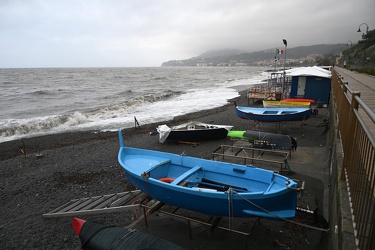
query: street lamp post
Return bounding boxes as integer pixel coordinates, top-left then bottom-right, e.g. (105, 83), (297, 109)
(282, 39), (287, 98)
(357, 23), (369, 67)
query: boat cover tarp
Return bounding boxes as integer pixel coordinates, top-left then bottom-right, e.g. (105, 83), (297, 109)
(157, 121), (232, 143)
(229, 130), (297, 150)
(79, 220), (184, 250)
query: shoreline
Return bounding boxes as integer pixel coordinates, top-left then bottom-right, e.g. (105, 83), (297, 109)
(0, 88), (250, 160)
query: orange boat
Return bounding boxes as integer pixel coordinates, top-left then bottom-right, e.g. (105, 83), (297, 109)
(281, 98), (315, 104)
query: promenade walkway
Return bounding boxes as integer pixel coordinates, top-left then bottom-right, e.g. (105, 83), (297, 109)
(333, 67), (375, 135)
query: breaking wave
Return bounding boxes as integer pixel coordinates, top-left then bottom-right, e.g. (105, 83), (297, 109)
(0, 66), (267, 143)
(0, 90), (181, 142)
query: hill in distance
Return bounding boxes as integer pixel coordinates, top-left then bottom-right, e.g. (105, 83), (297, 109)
(198, 49), (248, 58)
(161, 44), (347, 67)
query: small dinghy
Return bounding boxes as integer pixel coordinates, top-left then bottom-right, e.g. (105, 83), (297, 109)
(227, 130), (297, 151)
(263, 100), (311, 108)
(281, 98), (315, 104)
(235, 102), (313, 122)
(118, 130), (298, 219)
(156, 121), (233, 143)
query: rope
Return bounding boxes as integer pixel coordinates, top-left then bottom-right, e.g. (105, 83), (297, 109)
(241, 148), (249, 158)
(234, 191), (329, 232)
(283, 180), (303, 191)
(286, 185), (302, 191)
(227, 187), (234, 229)
(285, 181), (302, 191)
(285, 160), (293, 172)
(131, 197), (144, 221)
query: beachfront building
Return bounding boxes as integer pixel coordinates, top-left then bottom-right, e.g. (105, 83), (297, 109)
(287, 66), (332, 106)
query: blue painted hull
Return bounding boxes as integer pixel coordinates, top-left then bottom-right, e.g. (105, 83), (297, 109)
(118, 131), (298, 219)
(235, 106), (312, 122)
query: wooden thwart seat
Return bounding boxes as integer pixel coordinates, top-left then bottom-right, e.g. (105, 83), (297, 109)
(147, 159), (171, 174)
(171, 166), (202, 185)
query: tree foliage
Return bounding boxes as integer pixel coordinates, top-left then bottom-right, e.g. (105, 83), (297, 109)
(323, 28), (375, 75)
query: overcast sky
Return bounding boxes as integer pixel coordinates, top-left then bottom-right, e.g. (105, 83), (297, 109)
(1, 0), (374, 68)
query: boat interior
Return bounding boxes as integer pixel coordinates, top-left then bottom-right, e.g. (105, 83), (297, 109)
(176, 124), (222, 131)
(262, 110), (298, 114)
(145, 159), (281, 194)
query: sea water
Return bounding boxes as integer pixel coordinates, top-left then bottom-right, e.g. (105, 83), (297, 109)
(0, 67), (269, 143)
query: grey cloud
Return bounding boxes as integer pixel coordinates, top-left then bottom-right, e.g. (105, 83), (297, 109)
(0, 0), (374, 67)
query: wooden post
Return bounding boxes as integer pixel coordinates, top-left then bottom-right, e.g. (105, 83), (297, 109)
(134, 116), (141, 129)
(21, 139), (27, 157)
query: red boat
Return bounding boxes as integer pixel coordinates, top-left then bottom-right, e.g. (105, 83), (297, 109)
(281, 98), (315, 104)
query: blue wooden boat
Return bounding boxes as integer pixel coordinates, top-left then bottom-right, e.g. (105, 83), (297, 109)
(118, 130), (298, 219)
(235, 102), (312, 122)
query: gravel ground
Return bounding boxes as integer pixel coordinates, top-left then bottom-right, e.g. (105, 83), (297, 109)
(0, 93), (330, 249)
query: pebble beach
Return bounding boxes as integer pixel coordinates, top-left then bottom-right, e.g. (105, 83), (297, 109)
(0, 92), (330, 249)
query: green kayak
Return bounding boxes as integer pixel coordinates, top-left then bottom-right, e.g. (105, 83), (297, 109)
(227, 130), (253, 140)
(227, 130), (297, 150)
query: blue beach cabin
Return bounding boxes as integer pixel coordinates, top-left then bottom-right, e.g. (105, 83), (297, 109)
(287, 66), (332, 106)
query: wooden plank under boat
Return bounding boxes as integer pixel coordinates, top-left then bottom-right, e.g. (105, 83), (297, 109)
(156, 121), (233, 143)
(118, 130), (298, 219)
(262, 100), (311, 108)
(234, 102), (312, 122)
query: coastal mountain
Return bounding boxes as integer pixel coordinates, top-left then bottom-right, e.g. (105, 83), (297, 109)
(198, 49), (247, 58)
(161, 44), (347, 67)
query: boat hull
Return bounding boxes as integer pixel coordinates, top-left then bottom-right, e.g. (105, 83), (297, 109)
(235, 106), (312, 122)
(157, 121), (232, 143)
(164, 128), (229, 142)
(227, 130), (297, 150)
(281, 98), (315, 104)
(118, 131), (298, 219)
(72, 218), (184, 250)
(263, 100), (311, 108)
